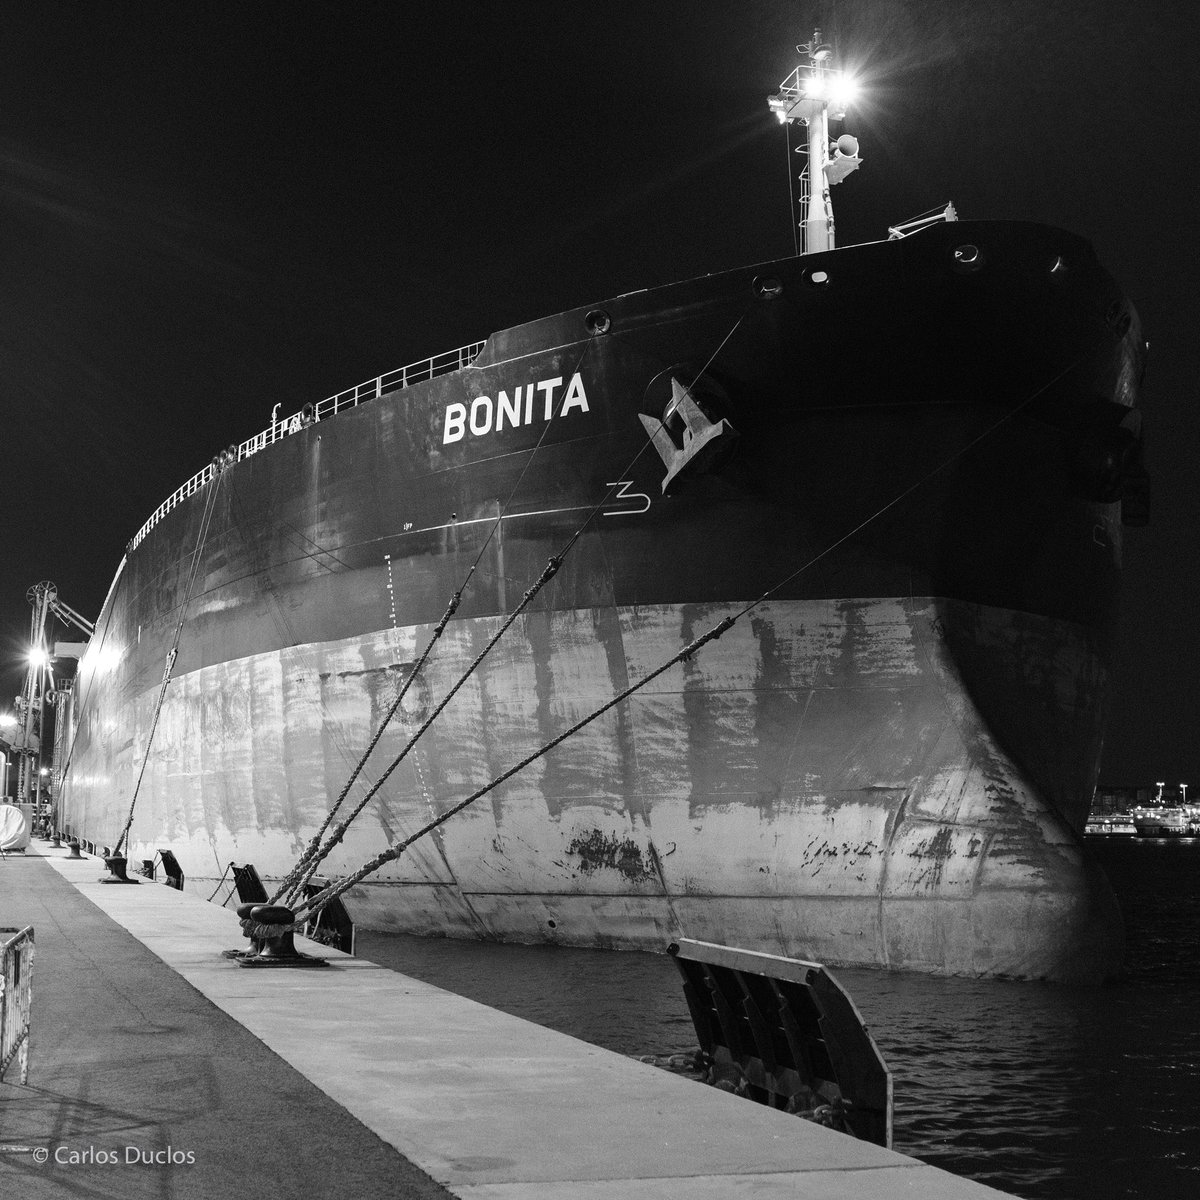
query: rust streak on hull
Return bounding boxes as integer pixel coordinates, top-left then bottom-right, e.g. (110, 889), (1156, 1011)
(65, 597), (1123, 981)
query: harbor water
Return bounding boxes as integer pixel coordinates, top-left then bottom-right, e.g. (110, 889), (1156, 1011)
(357, 837), (1200, 1200)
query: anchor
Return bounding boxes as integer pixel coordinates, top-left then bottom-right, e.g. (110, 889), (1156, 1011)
(640, 376), (738, 494)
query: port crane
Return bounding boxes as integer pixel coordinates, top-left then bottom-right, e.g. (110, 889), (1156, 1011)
(9, 582), (93, 810)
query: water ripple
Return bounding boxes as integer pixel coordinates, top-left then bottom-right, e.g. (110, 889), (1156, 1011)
(358, 838), (1200, 1200)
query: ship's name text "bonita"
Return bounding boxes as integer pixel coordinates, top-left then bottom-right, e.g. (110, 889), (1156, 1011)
(443, 373), (589, 444)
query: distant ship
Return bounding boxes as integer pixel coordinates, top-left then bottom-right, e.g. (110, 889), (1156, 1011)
(54, 35), (1148, 982)
(1084, 813), (1137, 837)
(1131, 808), (1196, 838)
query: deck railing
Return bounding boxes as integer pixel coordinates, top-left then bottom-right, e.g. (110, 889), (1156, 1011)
(0, 926), (34, 1085)
(127, 340), (486, 552)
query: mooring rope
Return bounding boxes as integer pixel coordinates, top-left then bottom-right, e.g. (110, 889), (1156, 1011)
(113, 464), (224, 857)
(278, 308), (750, 907)
(206, 860), (236, 902)
(221, 473), (397, 893)
(270, 579), (469, 902)
(294, 612), (738, 918)
(273, 330), (609, 902)
(723, 346), (1096, 624)
(279, 552), (565, 905)
(275, 307), (753, 909)
(280, 309), (753, 903)
(48, 558), (125, 821)
(291, 339), (1095, 921)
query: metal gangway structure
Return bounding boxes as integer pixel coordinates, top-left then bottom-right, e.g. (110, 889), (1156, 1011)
(0, 926), (34, 1084)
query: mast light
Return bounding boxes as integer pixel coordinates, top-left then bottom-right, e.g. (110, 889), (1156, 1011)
(829, 75), (859, 112)
(769, 29), (862, 256)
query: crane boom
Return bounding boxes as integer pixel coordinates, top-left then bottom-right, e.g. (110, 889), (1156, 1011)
(48, 596), (95, 638)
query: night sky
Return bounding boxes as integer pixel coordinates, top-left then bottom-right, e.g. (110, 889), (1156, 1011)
(2, 1), (1196, 789)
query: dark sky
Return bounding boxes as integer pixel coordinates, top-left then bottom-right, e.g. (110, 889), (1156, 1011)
(1, 1), (1196, 788)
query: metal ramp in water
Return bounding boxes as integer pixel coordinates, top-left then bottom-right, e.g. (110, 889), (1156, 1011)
(669, 937), (893, 1147)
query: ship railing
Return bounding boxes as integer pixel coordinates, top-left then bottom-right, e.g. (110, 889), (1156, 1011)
(126, 339), (486, 552)
(0, 926), (34, 1085)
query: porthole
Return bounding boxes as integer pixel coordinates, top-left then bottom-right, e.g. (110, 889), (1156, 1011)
(585, 309), (611, 335)
(753, 275), (784, 299)
(804, 269), (831, 287)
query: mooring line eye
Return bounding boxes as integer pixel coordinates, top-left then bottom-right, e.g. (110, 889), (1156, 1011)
(585, 309), (611, 335)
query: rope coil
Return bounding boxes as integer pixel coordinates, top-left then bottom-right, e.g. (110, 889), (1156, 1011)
(239, 916), (306, 940)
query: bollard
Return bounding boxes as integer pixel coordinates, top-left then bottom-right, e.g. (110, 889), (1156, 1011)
(67, 840), (83, 859)
(236, 904), (328, 969)
(221, 901), (269, 960)
(100, 855), (140, 885)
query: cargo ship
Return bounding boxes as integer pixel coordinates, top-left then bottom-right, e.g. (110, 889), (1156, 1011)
(1083, 812), (1137, 837)
(1131, 807), (1196, 838)
(53, 37), (1147, 982)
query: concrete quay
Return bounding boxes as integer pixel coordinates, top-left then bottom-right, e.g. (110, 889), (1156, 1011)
(2, 845), (1014, 1198)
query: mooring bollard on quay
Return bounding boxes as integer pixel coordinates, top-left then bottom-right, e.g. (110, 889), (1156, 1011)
(227, 904), (331, 968)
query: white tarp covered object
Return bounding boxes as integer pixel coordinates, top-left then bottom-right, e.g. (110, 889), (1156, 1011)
(0, 805), (30, 851)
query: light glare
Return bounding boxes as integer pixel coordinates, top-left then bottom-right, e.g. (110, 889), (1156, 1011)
(831, 76), (859, 108)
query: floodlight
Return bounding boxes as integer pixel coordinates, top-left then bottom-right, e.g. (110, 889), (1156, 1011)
(830, 75), (859, 109)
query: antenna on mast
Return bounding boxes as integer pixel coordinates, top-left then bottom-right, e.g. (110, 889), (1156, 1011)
(767, 30), (861, 255)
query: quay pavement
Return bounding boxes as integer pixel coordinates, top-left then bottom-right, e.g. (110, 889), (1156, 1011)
(2, 844), (1015, 1198)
